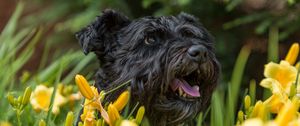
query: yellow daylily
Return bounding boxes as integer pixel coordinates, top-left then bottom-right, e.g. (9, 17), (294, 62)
(261, 78), (289, 113)
(80, 86), (110, 125)
(275, 97), (299, 126)
(288, 118), (300, 126)
(108, 103), (121, 126)
(30, 85), (67, 114)
(113, 91), (130, 111)
(262, 61), (298, 94)
(120, 120), (138, 126)
(263, 94), (288, 113)
(285, 43), (299, 65)
(81, 99), (97, 126)
(69, 92), (82, 101)
(75, 74), (110, 125)
(75, 74), (95, 100)
(241, 118), (264, 126)
(250, 101), (267, 120)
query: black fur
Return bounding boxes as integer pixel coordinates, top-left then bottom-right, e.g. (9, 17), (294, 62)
(76, 9), (220, 126)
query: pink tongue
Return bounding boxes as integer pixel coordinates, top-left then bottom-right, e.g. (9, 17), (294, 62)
(170, 79), (200, 97)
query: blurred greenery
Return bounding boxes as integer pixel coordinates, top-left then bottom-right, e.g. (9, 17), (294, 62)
(1, 0), (300, 125)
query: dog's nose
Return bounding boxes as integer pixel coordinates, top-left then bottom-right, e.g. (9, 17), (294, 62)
(187, 45), (208, 62)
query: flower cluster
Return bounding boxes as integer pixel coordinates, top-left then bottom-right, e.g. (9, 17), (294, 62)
(238, 43), (300, 126)
(30, 84), (82, 115)
(75, 74), (145, 126)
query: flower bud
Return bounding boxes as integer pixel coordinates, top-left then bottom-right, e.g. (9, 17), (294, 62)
(78, 122), (83, 126)
(135, 106), (145, 124)
(17, 95), (23, 107)
(108, 104), (120, 125)
(39, 119), (46, 126)
(96, 119), (103, 126)
(65, 111), (74, 126)
(7, 93), (16, 107)
(113, 91), (129, 111)
(238, 110), (244, 122)
(75, 74), (94, 100)
(296, 62), (300, 69)
(22, 86), (32, 105)
(244, 95), (251, 110)
(285, 43), (299, 65)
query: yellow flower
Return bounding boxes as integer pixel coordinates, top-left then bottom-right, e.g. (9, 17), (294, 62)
(0, 121), (12, 126)
(113, 91), (130, 111)
(275, 97), (299, 126)
(120, 120), (138, 126)
(288, 118), (300, 126)
(285, 43), (299, 65)
(30, 85), (67, 114)
(75, 74), (95, 100)
(241, 118), (264, 126)
(108, 104), (120, 126)
(79, 85), (110, 125)
(263, 94), (288, 113)
(261, 61), (298, 94)
(80, 99), (97, 123)
(250, 101), (267, 120)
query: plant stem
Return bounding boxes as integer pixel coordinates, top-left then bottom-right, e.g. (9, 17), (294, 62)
(16, 110), (22, 126)
(127, 102), (139, 119)
(105, 80), (131, 95)
(268, 25), (279, 62)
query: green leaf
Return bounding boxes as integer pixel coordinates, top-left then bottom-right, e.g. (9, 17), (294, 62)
(226, 0), (243, 11)
(268, 26), (279, 62)
(0, 1), (24, 40)
(223, 12), (268, 29)
(226, 46), (251, 126)
(211, 90), (224, 126)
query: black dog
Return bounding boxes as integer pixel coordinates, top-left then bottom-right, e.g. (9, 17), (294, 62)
(76, 9), (220, 126)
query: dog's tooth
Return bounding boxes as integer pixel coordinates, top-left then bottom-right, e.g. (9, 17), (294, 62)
(193, 86), (200, 92)
(178, 88), (183, 96)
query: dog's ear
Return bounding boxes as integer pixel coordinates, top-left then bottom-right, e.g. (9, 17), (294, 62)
(177, 12), (198, 23)
(75, 9), (130, 55)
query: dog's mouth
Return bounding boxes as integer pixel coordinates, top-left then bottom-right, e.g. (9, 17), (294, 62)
(169, 69), (202, 101)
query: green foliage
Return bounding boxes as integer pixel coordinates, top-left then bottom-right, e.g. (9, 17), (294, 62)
(0, 2), (96, 125)
(224, 0), (300, 40)
(208, 46), (251, 126)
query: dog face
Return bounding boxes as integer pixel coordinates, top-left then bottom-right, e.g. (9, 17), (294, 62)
(76, 9), (220, 125)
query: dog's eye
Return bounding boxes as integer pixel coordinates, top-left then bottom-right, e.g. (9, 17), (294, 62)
(144, 37), (156, 45)
(182, 30), (196, 38)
